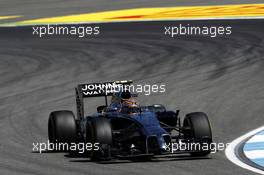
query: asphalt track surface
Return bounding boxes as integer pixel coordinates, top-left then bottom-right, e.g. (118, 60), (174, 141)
(0, 19), (264, 175)
(1, 0), (264, 23)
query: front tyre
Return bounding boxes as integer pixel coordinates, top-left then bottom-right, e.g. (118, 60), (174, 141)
(183, 112), (212, 156)
(86, 117), (112, 161)
(48, 110), (77, 147)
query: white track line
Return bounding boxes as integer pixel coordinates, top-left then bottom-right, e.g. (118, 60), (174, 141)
(244, 150), (264, 159)
(225, 126), (264, 175)
(247, 135), (264, 143)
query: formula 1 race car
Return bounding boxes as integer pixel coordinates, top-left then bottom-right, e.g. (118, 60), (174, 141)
(48, 80), (213, 161)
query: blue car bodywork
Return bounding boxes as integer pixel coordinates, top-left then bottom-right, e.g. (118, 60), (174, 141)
(92, 110), (169, 153)
(72, 80), (212, 159)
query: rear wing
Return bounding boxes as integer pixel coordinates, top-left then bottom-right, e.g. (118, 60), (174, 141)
(75, 80), (133, 120)
(78, 80), (133, 97)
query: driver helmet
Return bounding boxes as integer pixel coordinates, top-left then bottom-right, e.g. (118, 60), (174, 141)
(121, 97), (140, 114)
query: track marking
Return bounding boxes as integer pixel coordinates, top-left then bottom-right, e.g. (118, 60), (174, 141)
(244, 142), (264, 151)
(225, 126), (264, 174)
(247, 135), (264, 143)
(3, 4), (264, 26)
(244, 131), (264, 167)
(0, 16), (20, 20)
(244, 150), (264, 159)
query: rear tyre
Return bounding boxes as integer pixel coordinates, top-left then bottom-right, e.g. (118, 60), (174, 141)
(48, 111), (77, 150)
(183, 112), (212, 156)
(87, 117), (112, 161)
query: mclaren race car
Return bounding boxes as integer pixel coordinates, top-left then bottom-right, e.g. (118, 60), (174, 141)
(48, 80), (213, 161)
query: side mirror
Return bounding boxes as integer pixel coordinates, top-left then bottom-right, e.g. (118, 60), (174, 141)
(97, 105), (107, 113)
